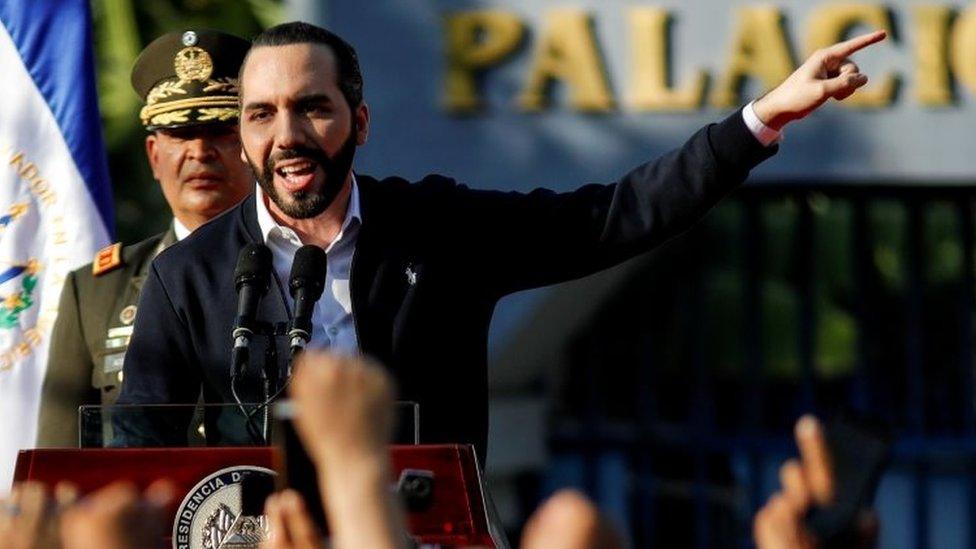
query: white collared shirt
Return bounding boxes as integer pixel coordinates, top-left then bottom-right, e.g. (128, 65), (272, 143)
(254, 180), (361, 355)
(173, 218), (191, 241)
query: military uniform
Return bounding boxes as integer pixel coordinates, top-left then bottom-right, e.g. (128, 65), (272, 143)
(36, 229), (175, 446)
(34, 29), (251, 447)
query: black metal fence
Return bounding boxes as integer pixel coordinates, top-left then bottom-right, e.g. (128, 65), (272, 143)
(546, 183), (976, 548)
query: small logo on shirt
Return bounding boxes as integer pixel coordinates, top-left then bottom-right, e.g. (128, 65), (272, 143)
(405, 265), (418, 286)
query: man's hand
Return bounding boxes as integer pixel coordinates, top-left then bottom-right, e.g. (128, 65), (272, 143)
(753, 416), (878, 549)
(520, 489), (624, 549)
(753, 30), (887, 131)
(289, 351), (396, 467)
(287, 352), (406, 549)
(0, 482), (61, 549)
(753, 416), (831, 549)
(261, 490), (324, 549)
(59, 481), (174, 549)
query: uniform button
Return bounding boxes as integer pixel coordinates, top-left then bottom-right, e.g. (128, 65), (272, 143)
(328, 327), (339, 336)
(117, 371), (124, 383)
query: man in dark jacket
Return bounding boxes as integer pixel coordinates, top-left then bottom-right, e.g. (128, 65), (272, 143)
(116, 22), (886, 459)
(36, 29), (253, 447)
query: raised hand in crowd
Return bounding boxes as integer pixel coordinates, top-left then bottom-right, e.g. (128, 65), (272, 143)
(0, 481), (64, 549)
(269, 352), (624, 549)
(59, 480), (174, 549)
(269, 351), (406, 549)
(262, 489), (324, 549)
(519, 489), (623, 549)
(753, 416), (878, 549)
(0, 480), (172, 549)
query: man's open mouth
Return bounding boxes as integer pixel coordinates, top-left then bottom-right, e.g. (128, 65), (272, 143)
(274, 159), (319, 192)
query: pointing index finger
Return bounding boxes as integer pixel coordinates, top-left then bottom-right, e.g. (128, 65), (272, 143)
(826, 30), (887, 59)
(795, 415), (834, 505)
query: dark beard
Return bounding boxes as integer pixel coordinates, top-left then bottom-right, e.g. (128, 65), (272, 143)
(248, 130), (357, 219)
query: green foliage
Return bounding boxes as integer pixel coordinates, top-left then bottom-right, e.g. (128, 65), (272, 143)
(92, 0), (141, 150)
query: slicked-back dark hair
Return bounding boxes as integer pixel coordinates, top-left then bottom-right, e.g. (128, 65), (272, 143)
(242, 21), (363, 109)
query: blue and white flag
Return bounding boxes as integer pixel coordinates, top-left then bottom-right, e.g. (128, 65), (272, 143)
(0, 1), (114, 490)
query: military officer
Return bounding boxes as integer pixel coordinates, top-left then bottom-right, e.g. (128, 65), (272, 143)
(35, 29), (254, 447)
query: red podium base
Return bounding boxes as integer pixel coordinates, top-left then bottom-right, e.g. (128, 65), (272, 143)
(15, 445), (495, 547)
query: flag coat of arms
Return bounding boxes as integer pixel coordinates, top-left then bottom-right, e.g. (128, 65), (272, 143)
(0, 1), (114, 490)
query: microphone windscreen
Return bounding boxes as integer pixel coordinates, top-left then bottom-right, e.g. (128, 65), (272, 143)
(288, 245), (327, 300)
(234, 243), (273, 291)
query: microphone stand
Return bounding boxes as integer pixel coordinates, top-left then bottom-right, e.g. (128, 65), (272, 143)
(230, 324), (258, 443)
(230, 242), (273, 444)
(231, 320), (282, 445)
(264, 336), (304, 409)
(261, 324), (282, 443)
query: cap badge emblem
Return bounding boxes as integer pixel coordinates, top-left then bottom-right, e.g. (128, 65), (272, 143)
(181, 30), (197, 46)
(174, 46), (214, 82)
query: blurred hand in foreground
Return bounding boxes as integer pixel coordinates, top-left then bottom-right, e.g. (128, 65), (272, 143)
(261, 489), (323, 549)
(286, 351), (406, 549)
(0, 481), (66, 549)
(60, 480), (174, 549)
(753, 415), (878, 549)
(520, 489), (624, 549)
(289, 352), (395, 467)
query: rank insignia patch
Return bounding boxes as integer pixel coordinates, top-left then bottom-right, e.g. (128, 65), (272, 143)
(92, 243), (122, 276)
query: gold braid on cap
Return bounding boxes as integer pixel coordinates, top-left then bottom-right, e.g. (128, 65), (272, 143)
(197, 107), (238, 122)
(147, 109), (192, 127)
(140, 95), (239, 126)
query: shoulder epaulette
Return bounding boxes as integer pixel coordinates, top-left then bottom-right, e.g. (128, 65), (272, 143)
(92, 243), (123, 277)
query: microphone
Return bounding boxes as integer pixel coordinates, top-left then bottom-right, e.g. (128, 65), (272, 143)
(231, 243), (272, 377)
(287, 245), (327, 356)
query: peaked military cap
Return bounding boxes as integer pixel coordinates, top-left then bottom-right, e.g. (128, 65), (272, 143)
(131, 29), (250, 131)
